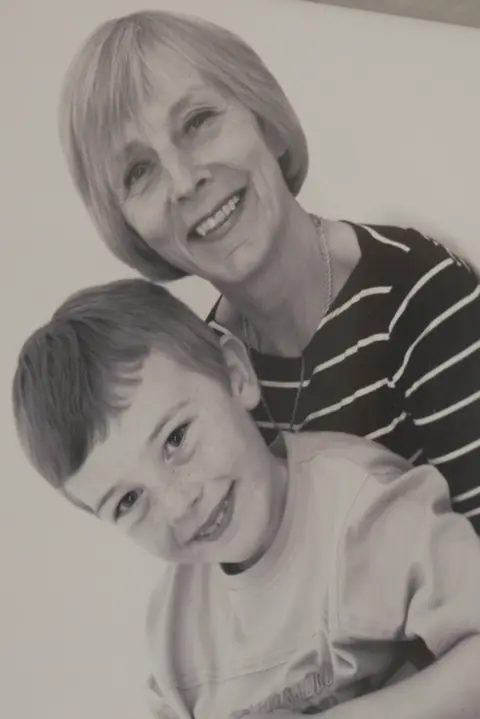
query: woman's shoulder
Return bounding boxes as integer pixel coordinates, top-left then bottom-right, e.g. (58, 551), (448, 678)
(352, 222), (470, 269)
(348, 221), (476, 291)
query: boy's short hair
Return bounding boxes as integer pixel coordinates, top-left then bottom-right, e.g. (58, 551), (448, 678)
(12, 279), (228, 489)
(59, 10), (309, 282)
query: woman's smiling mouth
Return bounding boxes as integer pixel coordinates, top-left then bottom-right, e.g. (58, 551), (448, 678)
(189, 190), (245, 240)
(190, 483), (235, 543)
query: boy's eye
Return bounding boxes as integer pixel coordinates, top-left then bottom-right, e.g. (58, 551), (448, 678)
(165, 422), (189, 457)
(114, 488), (143, 520)
(184, 109), (216, 134)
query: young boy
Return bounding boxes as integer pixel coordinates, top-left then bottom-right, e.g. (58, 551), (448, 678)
(12, 279), (480, 719)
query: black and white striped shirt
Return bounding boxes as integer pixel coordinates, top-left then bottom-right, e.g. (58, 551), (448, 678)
(209, 223), (480, 533)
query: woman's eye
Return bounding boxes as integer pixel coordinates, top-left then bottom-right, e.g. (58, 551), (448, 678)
(114, 489), (143, 520)
(165, 423), (189, 455)
(184, 110), (215, 134)
(125, 162), (149, 189)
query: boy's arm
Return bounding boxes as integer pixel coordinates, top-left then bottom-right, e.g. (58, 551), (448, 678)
(250, 462), (480, 719)
(327, 462), (480, 718)
(146, 676), (181, 719)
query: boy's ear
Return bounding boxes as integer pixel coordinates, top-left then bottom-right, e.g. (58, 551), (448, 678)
(219, 333), (261, 411)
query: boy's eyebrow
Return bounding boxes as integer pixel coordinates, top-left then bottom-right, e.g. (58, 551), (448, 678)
(95, 486), (119, 517)
(94, 400), (190, 516)
(146, 400), (190, 446)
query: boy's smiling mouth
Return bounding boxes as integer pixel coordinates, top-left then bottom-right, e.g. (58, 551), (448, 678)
(190, 482), (235, 543)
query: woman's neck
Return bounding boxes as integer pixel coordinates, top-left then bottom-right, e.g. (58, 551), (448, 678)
(217, 202), (330, 357)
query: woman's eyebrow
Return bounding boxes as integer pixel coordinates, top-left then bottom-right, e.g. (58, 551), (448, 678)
(113, 87), (214, 163)
(169, 86), (214, 117)
(115, 140), (146, 166)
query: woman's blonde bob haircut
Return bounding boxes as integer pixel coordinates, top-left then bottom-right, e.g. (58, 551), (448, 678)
(59, 10), (309, 282)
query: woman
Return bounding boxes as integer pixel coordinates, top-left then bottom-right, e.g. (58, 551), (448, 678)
(59, 10), (480, 534)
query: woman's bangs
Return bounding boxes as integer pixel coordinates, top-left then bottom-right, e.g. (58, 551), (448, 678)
(90, 46), (153, 195)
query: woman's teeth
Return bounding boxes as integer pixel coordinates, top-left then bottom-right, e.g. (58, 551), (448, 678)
(194, 194), (241, 238)
(195, 493), (231, 540)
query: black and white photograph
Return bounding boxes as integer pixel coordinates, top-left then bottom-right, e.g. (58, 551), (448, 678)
(3, 1), (480, 717)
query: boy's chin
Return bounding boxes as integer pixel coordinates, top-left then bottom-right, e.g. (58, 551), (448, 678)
(173, 546), (255, 568)
(160, 531), (263, 567)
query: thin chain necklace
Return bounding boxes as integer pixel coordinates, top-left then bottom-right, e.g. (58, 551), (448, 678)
(241, 214), (333, 437)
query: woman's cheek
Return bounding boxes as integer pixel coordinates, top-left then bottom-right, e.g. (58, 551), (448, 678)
(132, 198), (159, 241)
(126, 181), (167, 239)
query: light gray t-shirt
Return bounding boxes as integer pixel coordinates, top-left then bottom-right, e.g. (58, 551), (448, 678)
(145, 432), (480, 718)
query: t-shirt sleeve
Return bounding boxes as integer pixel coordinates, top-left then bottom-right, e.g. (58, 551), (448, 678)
(389, 232), (480, 531)
(146, 676), (180, 719)
(333, 463), (480, 657)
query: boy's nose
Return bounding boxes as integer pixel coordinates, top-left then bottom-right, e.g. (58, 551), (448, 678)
(162, 483), (203, 527)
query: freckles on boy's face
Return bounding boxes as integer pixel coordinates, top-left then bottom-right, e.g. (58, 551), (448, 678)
(65, 348), (286, 567)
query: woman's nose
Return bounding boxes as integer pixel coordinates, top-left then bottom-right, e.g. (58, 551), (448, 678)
(165, 149), (210, 203)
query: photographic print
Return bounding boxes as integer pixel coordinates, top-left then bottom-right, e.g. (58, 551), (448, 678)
(3, 1), (480, 717)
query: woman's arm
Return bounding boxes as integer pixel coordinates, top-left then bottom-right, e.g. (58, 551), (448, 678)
(389, 236), (480, 532)
(248, 636), (480, 718)
(321, 636), (480, 719)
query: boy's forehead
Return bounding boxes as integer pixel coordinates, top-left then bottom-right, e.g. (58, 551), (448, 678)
(66, 431), (132, 510)
(66, 352), (194, 507)
(108, 351), (198, 437)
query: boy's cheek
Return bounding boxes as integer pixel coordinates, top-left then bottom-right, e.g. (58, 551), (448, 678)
(129, 517), (170, 557)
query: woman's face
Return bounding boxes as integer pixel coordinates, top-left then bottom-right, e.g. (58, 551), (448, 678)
(111, 46), (293, 286)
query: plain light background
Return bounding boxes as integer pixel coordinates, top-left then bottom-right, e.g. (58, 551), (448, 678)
(1, 0), (479, 717)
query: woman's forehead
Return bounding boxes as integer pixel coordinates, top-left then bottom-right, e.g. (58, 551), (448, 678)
(96, 44), (237, 189)
(107, 83), (232, 173)
(144, 43), (206, 92)
(108, 52), (219, 134)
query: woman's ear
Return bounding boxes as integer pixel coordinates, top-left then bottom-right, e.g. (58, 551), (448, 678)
(219, 333), (261, 411)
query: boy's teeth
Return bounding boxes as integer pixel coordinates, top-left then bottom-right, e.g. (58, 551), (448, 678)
(195, 194), (240, 237)
(196, 495), (230, 539)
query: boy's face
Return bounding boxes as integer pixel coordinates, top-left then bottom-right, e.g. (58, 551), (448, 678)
(66, 339), (287, 567)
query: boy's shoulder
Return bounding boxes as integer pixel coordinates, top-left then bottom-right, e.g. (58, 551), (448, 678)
(284, 432), (417, 535)
(286, 431), (412, 484)
(145, 560), (214, 675)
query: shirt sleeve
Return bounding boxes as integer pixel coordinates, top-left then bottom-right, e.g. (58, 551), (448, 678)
(389, 233), (480, 532)
(333, 463), (480, 658)
(146, 676), (180, 719)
